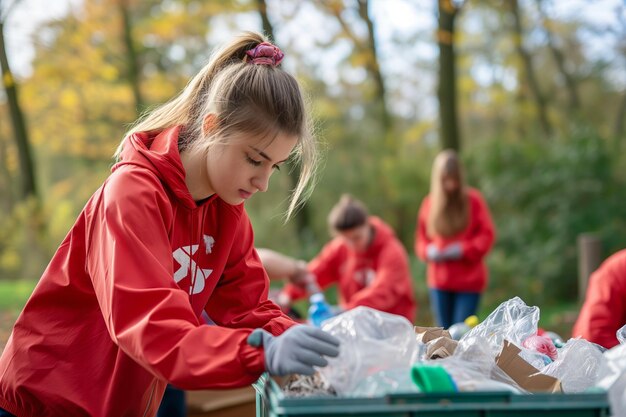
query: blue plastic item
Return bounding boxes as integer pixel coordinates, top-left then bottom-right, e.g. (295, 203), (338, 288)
(308, 293), (334, 327)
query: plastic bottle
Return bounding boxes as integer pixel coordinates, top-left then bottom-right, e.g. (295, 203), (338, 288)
(308, 293), (334, 327)
(447, 315), (479, 341)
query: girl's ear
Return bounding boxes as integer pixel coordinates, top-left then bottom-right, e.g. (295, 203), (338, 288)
(202, 113), (218, 137)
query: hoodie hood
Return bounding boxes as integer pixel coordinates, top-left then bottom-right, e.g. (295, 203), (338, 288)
(113, 126), (198, 209)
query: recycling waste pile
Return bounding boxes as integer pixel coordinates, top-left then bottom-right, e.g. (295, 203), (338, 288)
(254, 297), (626, 416)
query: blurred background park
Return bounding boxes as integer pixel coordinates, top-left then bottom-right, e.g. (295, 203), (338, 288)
(0, 0), (625, 341)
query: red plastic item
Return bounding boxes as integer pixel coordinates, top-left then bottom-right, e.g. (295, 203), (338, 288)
(522, 334), (558, 361)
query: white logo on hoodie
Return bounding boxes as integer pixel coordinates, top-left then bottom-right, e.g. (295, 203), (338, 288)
(203, 235), (215, 254)
(172, 244), (213, 295)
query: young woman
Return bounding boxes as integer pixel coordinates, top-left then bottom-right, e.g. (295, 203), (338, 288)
(273, 195), (416, 323)
(0, 32), (339, 417)
(415, 150), (495, 329)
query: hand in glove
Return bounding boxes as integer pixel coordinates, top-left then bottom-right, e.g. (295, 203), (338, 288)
(247, 325), (340, 376)
(441, 242), (463, 260)
(426, 243), (443, 262)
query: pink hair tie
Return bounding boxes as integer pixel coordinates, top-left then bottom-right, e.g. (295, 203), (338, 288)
(245, 42), (284, 66)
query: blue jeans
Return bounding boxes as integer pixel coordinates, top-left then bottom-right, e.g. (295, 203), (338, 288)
(157, 384), (186, 417)
(429, 289), (480, 329)
(0, 408), (16, 417)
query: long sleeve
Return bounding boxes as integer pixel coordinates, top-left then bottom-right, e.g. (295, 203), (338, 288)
(460, 191), (495, 262)
(572, 253), (626, 349)
(344, 243), (411, 313)
(204, 211), (296, 337)
(86, 170), (266, 390)
(283, 240), (345, 301)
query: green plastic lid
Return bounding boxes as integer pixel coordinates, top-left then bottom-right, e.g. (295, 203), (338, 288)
(411, 364), (458, 393)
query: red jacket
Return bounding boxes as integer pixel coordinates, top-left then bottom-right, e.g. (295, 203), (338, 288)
(415, 188), (495, 293)
(285, 217), (416, 322)
(572, 250), (626, 349)
(0, 127), (294, 417)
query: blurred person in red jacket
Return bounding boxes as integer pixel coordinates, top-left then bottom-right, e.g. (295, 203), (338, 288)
(415, 150), (495, 329)
(0, 32), (340, 417)
(572, 249), (626, 349)
(264, 195), (417, 323)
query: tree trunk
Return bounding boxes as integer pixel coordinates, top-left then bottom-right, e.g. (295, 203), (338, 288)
(0, 135), (15, 213)
(118, 0), (143, 116)
(0, 18), (37, 200)
(357, 0), (391, 134)
(536, 0), (580, 112)
(510, 0), (552, 138)
(323, 0), (391, 139)
(256, 0), (274, 39)
(437, 0), (461, 151)
(255, 0), (312, 246)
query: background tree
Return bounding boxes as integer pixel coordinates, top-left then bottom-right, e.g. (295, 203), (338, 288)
(118, 0), (144, 116)
(535, 0), (580, 113)
(509, 0), (552, 137)
(1, 0), (625, 325)
(0, 0), (36, 200)
(437, 0), (462, 151)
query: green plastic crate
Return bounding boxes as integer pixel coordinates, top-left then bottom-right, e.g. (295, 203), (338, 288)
(253, 374), (611, 417)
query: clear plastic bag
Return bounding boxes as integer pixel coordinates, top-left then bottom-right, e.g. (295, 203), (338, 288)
(542, 338), (606, 393)
(617, 324), (626, 345)
(318, 306), (421, 395)
(350, 368), (419, 397)
(595, 343), (626, 417)
(442, 340), (526, 393)
(457, 297), (539, 359)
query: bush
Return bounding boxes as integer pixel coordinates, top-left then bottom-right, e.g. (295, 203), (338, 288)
(465, 132), (626, 308)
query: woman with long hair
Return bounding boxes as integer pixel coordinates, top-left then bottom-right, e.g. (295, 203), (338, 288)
(415, 150), (495, 329)
(0, 32), (339, 417)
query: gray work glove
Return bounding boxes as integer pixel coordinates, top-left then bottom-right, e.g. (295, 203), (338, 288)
(426, 243), (443, 262)
(247, 325), (340, 376)
(441, 242), (463, 260)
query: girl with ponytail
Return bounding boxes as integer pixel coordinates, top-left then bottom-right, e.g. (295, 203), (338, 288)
(0, 32), (339, 417)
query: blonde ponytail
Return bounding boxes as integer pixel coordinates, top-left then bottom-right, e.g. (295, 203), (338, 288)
(114, 31), (316, 219)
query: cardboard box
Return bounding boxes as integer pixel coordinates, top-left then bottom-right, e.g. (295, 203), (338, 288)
(495, 340), (562, 393)
(426, 336), (458, 359)
(415, 326), (452, 343)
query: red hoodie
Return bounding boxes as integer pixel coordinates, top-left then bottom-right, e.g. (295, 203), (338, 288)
(0, 127), (295, 417)
(572, 249), (626, 349)
(284, 217), (416, 323)
(415, 188), (495, 293)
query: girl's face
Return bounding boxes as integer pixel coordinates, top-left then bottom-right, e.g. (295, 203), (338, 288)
(442, 174), (460, 194)
(204, 131), (296, 205)
(338, 224), (370, 252)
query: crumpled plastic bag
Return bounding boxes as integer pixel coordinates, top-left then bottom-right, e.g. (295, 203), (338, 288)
(617, 324), (626, 345)
(443, 340), (525, 393)
(457, 297), (539, 359)
(595, 343), (626, 416)
(351, 368), (419, 397)
(318, 306), (421, 395)
(542, 338), (605, 393)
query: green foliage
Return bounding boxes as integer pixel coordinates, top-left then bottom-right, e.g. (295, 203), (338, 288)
(0, 0), (625, 336)
(466, 132), (626, 308)
(0, 197), (49, 280)
(0, 280), (37, 312)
